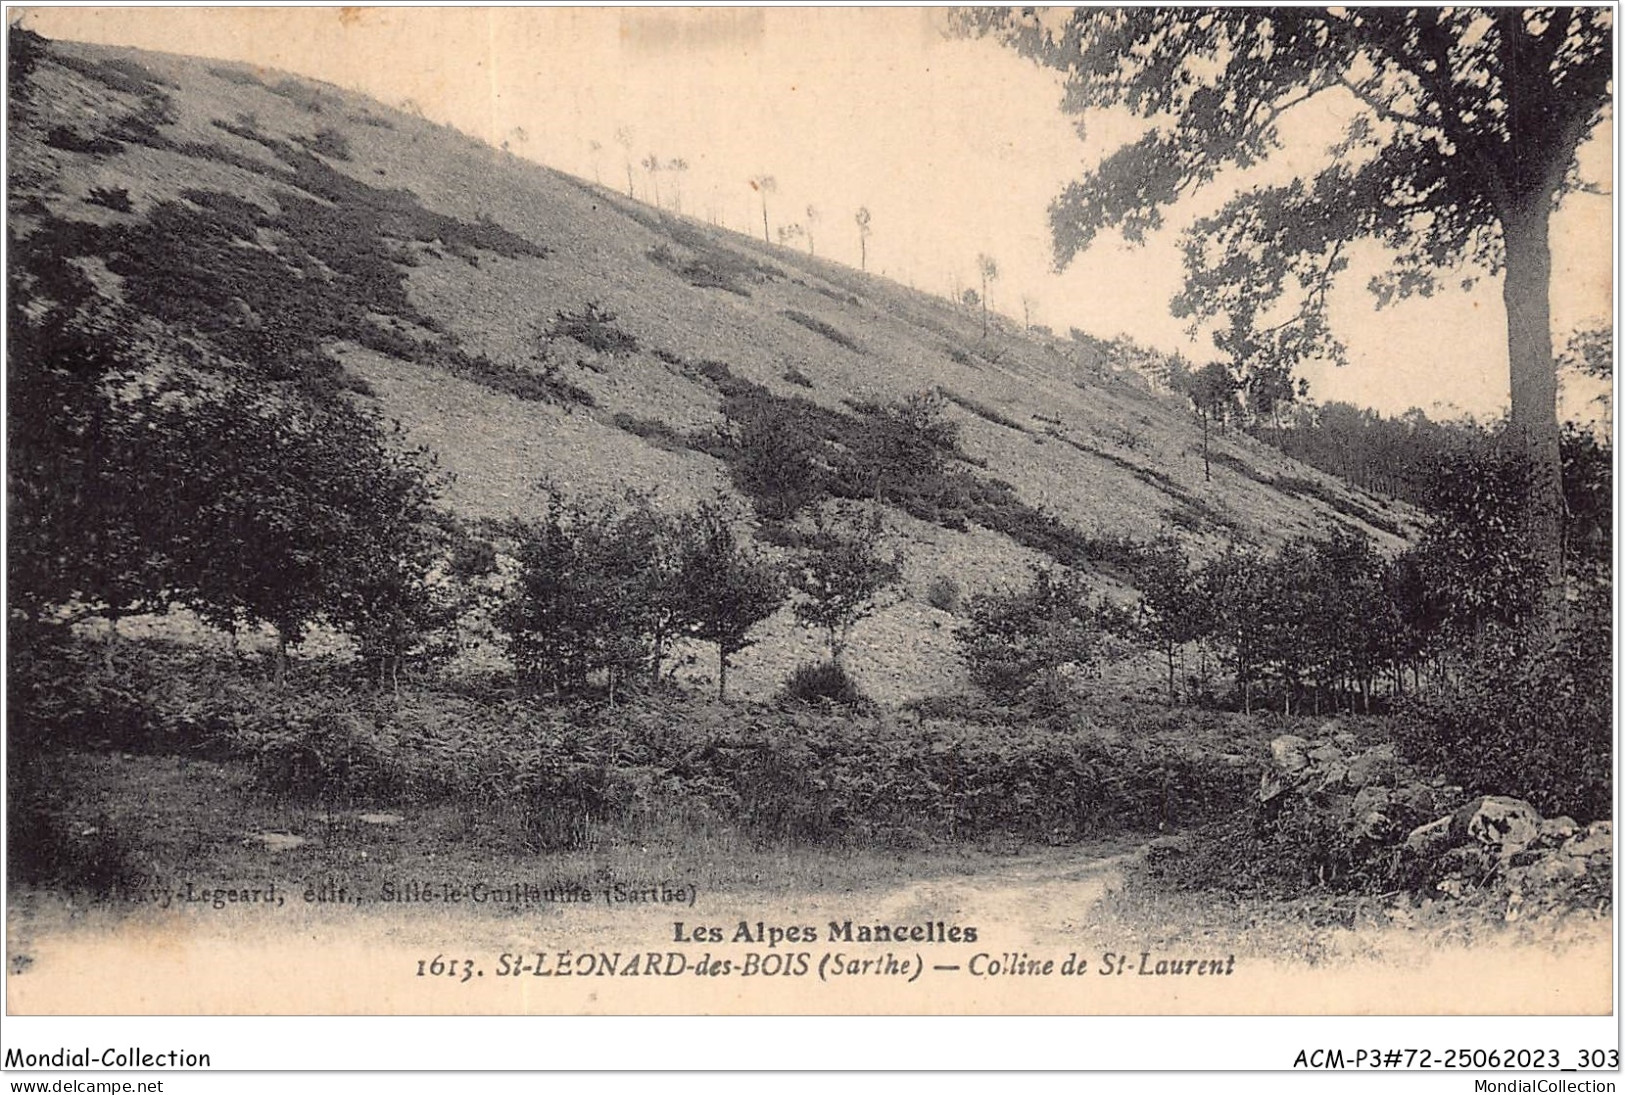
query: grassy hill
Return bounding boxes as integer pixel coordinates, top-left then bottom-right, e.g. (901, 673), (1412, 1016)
(9, 36), (1420, 702)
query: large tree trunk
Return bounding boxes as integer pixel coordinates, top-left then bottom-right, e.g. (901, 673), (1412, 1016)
(1501, 200), (1565, 617)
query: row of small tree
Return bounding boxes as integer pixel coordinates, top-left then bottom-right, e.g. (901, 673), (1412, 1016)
(593, 136), (880, 268)
(12, 236), (914, 701)
(498, 494), (901, 700)
(959, 441), (1564, 714)
(9, 258), (456, 684)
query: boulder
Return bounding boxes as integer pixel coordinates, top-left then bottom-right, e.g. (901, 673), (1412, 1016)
(1269, 735), (1311, 773)
(1405, 815), (1457, 857)
(1391, 782), (1451, 821)
(1314, 761), (1352, 793)
(1562, 821), (1613, 860)
(1352, 785), (1392, 817)
(1308, 742), (1345, 765)
(1352, 807), (1395, 844)
(1345, 743), (1400, 789)
(1450, 795), (1542, 857)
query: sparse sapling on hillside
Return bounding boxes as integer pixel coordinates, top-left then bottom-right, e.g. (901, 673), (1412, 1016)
(676, 502), (787, 699)
(791, 506), (903, 666)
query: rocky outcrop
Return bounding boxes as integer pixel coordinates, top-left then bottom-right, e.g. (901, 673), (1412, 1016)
(1260, 729), (1612, 920)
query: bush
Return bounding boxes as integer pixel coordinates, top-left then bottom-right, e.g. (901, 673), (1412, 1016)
(925, 575), (962, 614)
(1395, 609), (1611, 823)
(611, 412), (688, 451)
(108, 94), (178, 147)
(790, 507), (903, 663)
(1142, 798), (1410, 899)
(445, 348), (593, 407)
(780, 661), (867, 708)
(545, 302), (640, 357)
(7, 756), (141, 894)
(209, 65), (264, 87)
(723, 389), (828, 521)
(87, 186), (134, 212)
(680, 259), (751, 296)
(939, 388), (1026, 432)
(782, 309), (860, 352)
(309, 127), (353, 160)
(45, 125), (123, 155)
(957, 566), (1109, 705)
(499, 493), (671, 698)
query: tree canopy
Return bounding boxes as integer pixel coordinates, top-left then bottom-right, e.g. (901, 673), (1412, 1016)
(965, 7), (1612, 608)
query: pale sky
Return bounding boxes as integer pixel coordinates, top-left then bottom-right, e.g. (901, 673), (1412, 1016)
(18, 6), (1615, 422)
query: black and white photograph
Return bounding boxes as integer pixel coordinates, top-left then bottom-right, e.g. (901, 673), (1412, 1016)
(2, 2), (1616, 1069)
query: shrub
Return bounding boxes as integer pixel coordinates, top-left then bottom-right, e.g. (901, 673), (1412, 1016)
(500, 494), (661, 698)
(7, 756), (141, 894)
(108, 94), (178, 147)
(611, 412), (688, 451)
(957, 566), (1109, 705)
(1395, 608), (1611, 823)
(780, 661), (867, 708)
(545, 302), (640, 357)
(87, 186), (134, 212)
(209, 65), (264, 87)
(15, 635), (1264, 854)
(45, 125), (123, 155)
(249, 703), (398, 804)
(57, 52), (169, 94)
(723, 390), (828, 521)
(925, 575), (962, 614)
(270, 78), (334, 114)
(782, 309), (860, 352)
(445, 348), (593, 407)
(790, 507), (903, 664)
(938, 388), (1027, 432)
(676, 502), (787, 700)
(679, 259), (750, 296)
(1141, 799), (1409, 899)
(782, 365), (814, 389)
(309, 127), (353, 160)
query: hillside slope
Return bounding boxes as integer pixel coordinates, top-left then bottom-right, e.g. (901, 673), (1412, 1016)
(8, 37), (1422, 701)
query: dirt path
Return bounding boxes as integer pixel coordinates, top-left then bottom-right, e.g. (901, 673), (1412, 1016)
(7, 849), (1610, 1015)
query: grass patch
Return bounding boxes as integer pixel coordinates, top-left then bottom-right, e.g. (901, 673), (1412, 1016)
(782, 310), (860, 353)
(1272, 476), (1405, 536)
(610, 412), (688, 451)
(45, 126), (123, 156)
(545, 301), (639, 357)
(939, 388), (1027, 433)
(443, 348), (593, 407)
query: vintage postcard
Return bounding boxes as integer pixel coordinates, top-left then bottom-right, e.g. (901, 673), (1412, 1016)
(3, 4), (1615, 1063)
